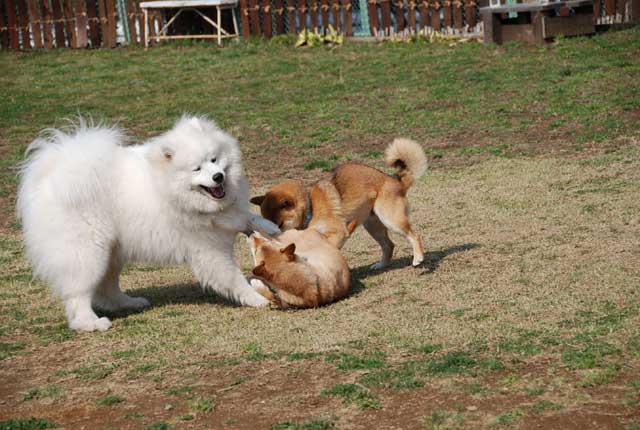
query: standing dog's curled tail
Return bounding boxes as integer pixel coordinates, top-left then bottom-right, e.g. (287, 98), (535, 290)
(384, 138), (428, 191)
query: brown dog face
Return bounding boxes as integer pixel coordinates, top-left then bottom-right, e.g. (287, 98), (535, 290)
(248, 234), (296, 282)
(250, 180), (307, 230)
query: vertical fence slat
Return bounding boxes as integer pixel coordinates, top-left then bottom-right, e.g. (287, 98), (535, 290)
(407, 0), (416, 31)
(367, 0), (378, 34)
(394, 0), (403, 31)
(136, 0), (146, 43)
(452, 0), (462, 29)
(616, 0), (627, 20)
(431, 1), (441, 30)
(262, 0), (272, 35)
(239, 0), (250, 37)
(287, 0), (297, 32)
(5, 0), (20, 48)
(86, 0), (100, 45)
(443, 0), (451, 27)
(248, 0), (259, 35)
(124, 0), (136, 43)
(418, 0), (427, 32)
(342, 0), (351, 34)
(106, 0), (117, 46)
(604, 0), (614, 16)
(75, 0), (89, 47)
(320, 0), (329, 31)
(297, 0), (306, 29)
(0, 0), (8, 48)
(51, 0), (65, 45)
(16, 0), (30, 48)
(464, 0), (475, 28)
(28, 0), (44, 48)
(97, 0), (109, 46)
(632, 0), (640, 21)
(593, 0), (600, 21)
(309, 0), (317, 30)
(62, 0), (77, 46)
(40, 0), (53, 47)
(380, 0), (391, 34)
(330, 0), (339, 29)
(273, 0), (284, 33)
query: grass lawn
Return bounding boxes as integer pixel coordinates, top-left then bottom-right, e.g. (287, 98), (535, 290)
(1, 29), (640, 430)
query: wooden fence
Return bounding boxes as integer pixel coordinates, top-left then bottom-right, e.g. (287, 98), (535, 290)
(0, 0), (638, 48)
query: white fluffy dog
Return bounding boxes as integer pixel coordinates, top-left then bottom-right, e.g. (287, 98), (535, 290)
(17, 116), (279, 332)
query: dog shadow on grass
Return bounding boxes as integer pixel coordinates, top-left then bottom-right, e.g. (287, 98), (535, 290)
(98, 242), (480, 320)
(348, 242), (480, 297)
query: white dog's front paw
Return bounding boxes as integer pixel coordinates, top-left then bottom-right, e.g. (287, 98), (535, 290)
(240, 289), (270, 307)
(250, 278), (268, 290)
(69, 316), (112, 332)
(248, 214), (281, 238)
(412, 256), (424, 267)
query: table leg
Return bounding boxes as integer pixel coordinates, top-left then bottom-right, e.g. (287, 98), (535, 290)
(144, 8), (149, 48)
(217, 6), (222, 45)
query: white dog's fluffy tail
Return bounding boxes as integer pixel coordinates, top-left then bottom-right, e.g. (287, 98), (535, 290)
(17, 119), (125, 220)
(384, 138), (427, 191)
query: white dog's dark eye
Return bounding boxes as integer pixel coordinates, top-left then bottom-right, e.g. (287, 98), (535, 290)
(211, 158), (217, 163)
(193, 167), (201, 172)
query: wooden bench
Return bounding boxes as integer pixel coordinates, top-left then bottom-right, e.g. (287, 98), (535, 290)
(480, 0), (595, 44)
(140, 0), (239, 47)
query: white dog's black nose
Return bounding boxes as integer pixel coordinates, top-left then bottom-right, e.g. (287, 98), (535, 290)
(212, 172), (224, 184)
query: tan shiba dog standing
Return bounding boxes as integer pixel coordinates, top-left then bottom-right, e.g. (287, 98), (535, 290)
(247, 181), (351, 308)
(251, 138), (427, 269)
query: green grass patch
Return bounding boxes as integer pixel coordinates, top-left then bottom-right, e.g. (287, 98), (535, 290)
(143, 423), (169, 430)
(531, 400), (563, 413)
(188, 396), (215, 413)
(0, 418), (57, 430)
(326, 350), (386, 370)
(270, 417), (337, 430)
(0, 342), (27, 360)
(96, 394), (124, 406)
(493, 409), (523, 426)
(321, 383), (379, 409)
(22, 385), (62, 401)
(426, 351), (477, 375)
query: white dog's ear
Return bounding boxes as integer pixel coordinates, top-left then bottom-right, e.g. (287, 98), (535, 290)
(189, 117), (204, 131)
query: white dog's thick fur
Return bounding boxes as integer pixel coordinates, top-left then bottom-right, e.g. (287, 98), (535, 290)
(17, 116), (279, 332)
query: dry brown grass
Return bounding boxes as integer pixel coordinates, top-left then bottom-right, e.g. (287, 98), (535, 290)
(2, 143), (639, 429)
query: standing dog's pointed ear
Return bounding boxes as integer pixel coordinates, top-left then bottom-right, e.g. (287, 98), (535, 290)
(252, 262), (270, 279)
(280, 243), (296, 261)
(250, 195), (265, 206)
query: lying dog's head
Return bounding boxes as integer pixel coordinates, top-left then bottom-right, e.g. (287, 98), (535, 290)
(248, 232), (297, 283)
(148, 115), (247, 215)
(250, 180), (307, 230)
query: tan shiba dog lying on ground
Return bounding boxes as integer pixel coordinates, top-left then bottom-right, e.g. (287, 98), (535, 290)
(247, 181), (351, 308)
(250, 138), (427, 269)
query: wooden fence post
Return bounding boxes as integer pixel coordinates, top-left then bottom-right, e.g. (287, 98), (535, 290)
(51, 0), (66, 45)
(40, 0), (54, 47)
(76, 0), (89, 47)
(262, 0), (272, 36)
(273, 0), (284, 33)
(287, 0), (296, 32)
(320, 0), (329, 32)
(418, 0), (427, 33)
(394, 0), (403, 31)
(86, 0), (101, 45)
(105, 0), (117, 46)
(367, 0), (378, 34)
(297, 0), (306, 29)
(124, 0), (137, 43)
(464, 0), (475, 28)
(62, 0), (77, 46)
(16, 0), (31, 48)
(0, 0), (8, 48)
(407, 0), (417, 32)
(452, 0), (462, 30)
(342, 0), (352, 34)
(431, 0), (441, 30)
(5, 0), (20, 48)
(248, 0), (260, 35)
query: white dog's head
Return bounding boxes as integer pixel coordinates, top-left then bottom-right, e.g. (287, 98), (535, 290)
(148, 115), (248, 214)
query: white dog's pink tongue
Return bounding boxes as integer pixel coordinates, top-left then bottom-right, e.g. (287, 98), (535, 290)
(212, 186), (225, 199)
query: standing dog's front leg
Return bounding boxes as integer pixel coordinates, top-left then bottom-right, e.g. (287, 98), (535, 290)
(189, 237), (270, 307)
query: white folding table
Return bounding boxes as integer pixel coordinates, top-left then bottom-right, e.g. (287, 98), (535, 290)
(140, 0), (239, 47)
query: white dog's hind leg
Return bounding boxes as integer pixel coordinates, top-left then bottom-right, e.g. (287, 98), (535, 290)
(65, 294), (112, 332)
(93, 252), (150, 311)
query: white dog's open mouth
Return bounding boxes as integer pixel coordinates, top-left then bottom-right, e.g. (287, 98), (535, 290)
(200, 184), (225, 199)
